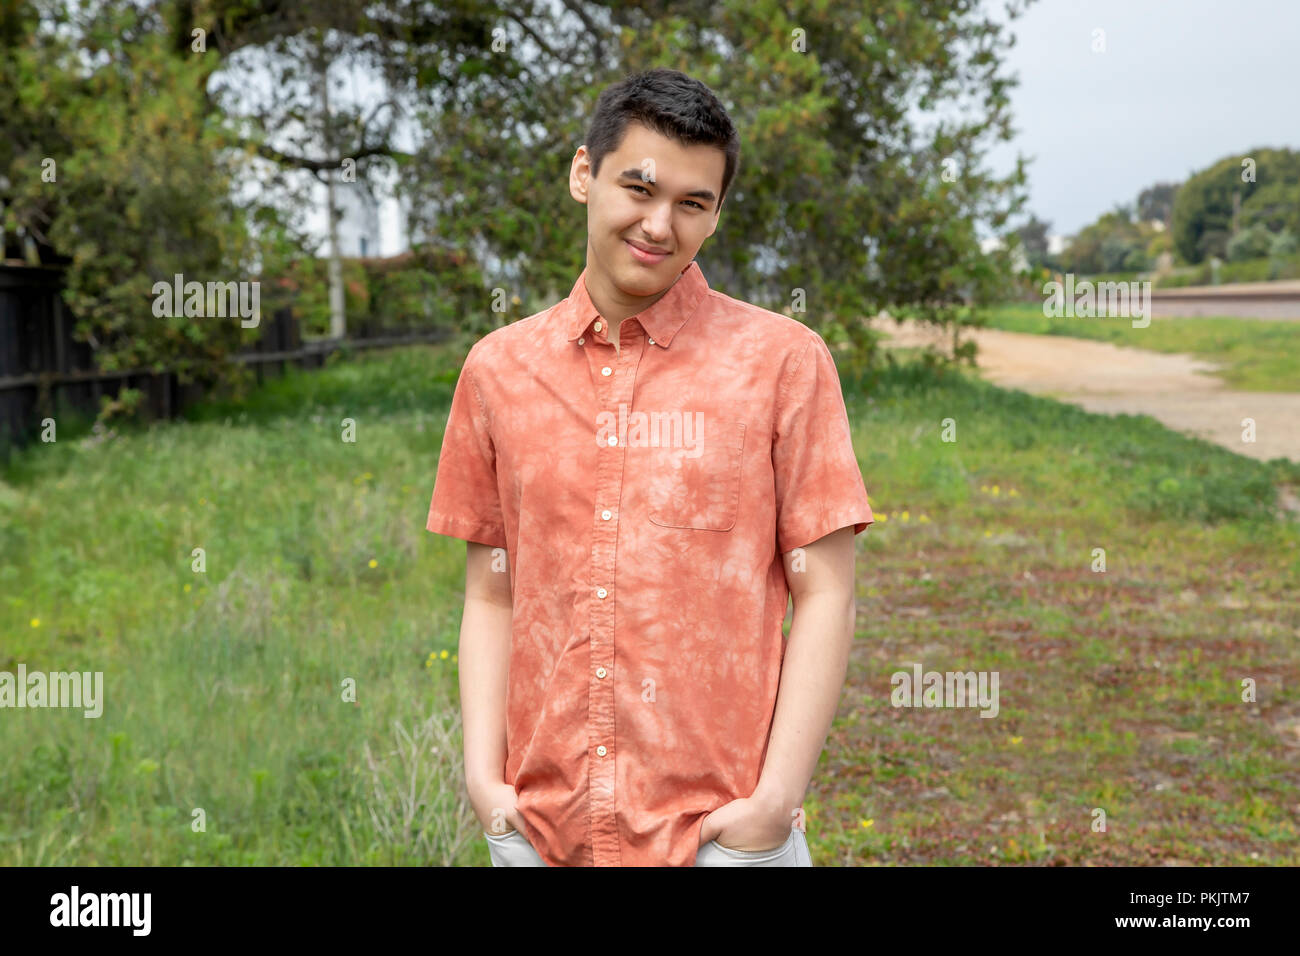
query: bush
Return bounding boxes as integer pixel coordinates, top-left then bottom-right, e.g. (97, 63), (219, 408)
(1226, 223), (1275, 262)
(264, 247), (487, 339)
(1155, 252), (1300, 287)
(1269, 228), (1297, 260)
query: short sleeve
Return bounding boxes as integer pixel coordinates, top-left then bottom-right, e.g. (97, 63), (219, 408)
(425, 344), (508, 548)
(772, 332), (874, 553)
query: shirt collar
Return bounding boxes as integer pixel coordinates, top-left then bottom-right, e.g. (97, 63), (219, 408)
(561, 259), (709, 349)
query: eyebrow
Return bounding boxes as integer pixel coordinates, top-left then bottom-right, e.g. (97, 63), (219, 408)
(617, 169), (717, 205)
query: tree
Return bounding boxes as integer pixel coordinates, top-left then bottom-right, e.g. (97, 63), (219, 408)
(3, 0), (1039, 416)
(1060, 207), (1144, 275)
(1013, 215), (1052, 271)
(1239, 179), (1300, 235)
(1170, 148), (1300, 264)
(0, 0), (489, 406)
(0, 0), (276, 405)
(190, 1), (474, 339)
(1136, 181), (1178, 227)
(419, 0), (1037, 372)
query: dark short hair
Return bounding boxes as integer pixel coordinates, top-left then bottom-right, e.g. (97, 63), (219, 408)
(584, 68), (740, 210)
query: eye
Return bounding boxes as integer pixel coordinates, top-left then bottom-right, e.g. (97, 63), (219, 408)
(625, 184), (706, 210)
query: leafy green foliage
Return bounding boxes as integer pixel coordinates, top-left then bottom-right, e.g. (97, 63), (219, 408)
(1226, 222), (1276, 263)
(3, 0), (1038, 424)
(411, 0), (1037, 362)
(1171, 148), (1300, 264)
(1058, 204), (1163, 276)
(1, 1), (300, 411)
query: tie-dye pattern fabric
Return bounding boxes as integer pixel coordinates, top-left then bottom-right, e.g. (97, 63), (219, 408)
(427, 260), (873, 866)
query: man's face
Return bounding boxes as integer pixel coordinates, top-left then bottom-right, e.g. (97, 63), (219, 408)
(569, 121), (725, 297)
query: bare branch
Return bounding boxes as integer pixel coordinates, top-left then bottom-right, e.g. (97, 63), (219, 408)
(249, 141), (410, 173)
(558, 0), (606, 66)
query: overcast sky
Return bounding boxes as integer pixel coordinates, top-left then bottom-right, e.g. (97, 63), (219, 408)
(985, 0), (1300, 238)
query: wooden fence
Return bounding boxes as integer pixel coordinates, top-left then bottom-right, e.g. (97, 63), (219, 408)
(0, 264), (452, 460)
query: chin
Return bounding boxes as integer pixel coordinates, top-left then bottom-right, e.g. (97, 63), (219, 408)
(615, 274), (663, 296)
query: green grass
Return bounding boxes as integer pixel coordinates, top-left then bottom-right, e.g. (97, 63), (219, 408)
(1, 345), (484, 864)
(971, 301), (1300, 391)
(828, 359), (1300, 865)
(1, 342), (1298, 865)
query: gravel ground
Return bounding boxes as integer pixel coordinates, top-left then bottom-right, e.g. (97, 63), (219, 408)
(871, 317), (1300, 465)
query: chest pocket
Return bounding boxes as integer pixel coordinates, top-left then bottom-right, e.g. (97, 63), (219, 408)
(646, 419), (746, 531)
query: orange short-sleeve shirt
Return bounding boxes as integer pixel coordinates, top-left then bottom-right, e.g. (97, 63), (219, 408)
(427, 260), (874, 866)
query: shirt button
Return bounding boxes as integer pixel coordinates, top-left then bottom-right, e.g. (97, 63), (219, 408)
(601, 509), (612, 520)
(596, 587), (607, 598)
(607, 435), (618, 446)
(578, 337), (585, 345)
(601, 366), (612, 376)
(648, 337), (655, 345)
(596, 667), (607, 679)
(594, 320), (603, 332)
(596, 745), (607, 756)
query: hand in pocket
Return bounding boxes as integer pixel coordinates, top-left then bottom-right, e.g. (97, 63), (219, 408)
(700, 794), (795, 852)
(473, 780), (525, 836)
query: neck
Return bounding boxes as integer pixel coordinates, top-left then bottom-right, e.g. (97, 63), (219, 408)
(584, 254), (682, 334)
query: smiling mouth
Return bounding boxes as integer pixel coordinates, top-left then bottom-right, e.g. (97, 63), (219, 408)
(625, 240), (670, 263)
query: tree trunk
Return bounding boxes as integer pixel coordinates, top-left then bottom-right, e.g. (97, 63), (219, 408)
(321, 57), (346, 339)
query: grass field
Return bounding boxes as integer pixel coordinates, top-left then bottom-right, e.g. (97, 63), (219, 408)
(970, 301), (1300, 392)
(2, 341), (1297, 865)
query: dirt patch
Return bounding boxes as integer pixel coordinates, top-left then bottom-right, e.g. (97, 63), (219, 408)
(872, 317), (1300, 466)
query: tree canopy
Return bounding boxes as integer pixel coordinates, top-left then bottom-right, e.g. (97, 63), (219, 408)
(1, 0), (1038, 408)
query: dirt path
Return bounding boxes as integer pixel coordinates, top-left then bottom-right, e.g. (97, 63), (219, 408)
(871, 317), (1300, 465)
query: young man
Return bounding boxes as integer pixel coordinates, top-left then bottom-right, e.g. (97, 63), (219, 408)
(426, 68), (874, 867)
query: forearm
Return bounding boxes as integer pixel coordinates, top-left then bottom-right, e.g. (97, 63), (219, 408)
(459, 594), (514, 795)
(754, 590), (855, 811)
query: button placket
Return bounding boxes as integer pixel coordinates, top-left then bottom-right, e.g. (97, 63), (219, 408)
(586, 326), (647, 866)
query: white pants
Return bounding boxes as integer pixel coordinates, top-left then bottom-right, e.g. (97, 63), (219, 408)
(484, 827), (813, 866)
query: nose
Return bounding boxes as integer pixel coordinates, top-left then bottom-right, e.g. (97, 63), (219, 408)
(642, 201), (672, 242)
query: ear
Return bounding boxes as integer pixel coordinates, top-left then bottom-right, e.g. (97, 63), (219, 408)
(569, 146), (591, 205)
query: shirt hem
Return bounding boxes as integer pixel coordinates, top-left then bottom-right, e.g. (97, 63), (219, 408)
(426, 512), (508, 549)
(778, 512), (874, 554)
